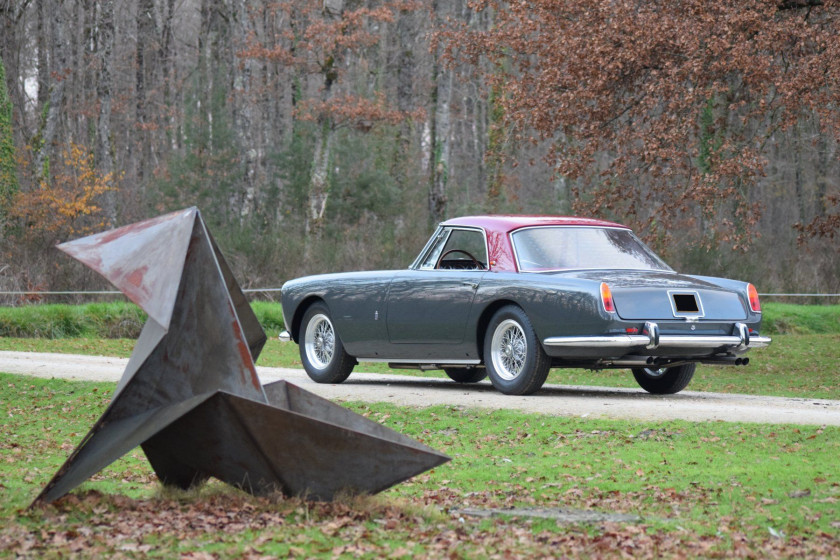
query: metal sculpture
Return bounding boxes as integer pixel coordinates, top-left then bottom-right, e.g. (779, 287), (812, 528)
(33, 208), (449, 505)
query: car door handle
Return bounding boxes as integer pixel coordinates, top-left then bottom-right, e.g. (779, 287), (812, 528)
(462, 282), (479, 290)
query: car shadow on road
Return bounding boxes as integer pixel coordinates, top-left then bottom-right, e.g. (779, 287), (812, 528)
(340, 375), (690, 400)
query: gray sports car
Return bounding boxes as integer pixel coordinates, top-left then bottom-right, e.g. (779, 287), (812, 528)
(279, 216), (771, 395)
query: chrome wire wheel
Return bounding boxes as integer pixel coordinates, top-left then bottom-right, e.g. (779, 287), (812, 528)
(304, 313), (335, 370)
(491, 319), (527, 381)
(484, 305), (550, 395)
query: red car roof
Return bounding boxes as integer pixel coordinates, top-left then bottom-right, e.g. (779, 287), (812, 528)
(441, 215), (629, 235)
(439, 216), (631, 272)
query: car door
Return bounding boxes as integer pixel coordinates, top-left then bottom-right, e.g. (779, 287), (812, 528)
(385, 227), (488, 345)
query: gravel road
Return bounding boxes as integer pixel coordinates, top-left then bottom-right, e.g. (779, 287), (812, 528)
(2, 350), (838, 426)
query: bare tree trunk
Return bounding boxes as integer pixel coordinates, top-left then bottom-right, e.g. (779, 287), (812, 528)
(814, 119), (833, 217)
(95, 0), (116, 225)
(303, 0), (343, 258)
(232, 0), (258, 221)
(34, 0), (67, 182)
(135, 0), (155, 197)
(305, 118), (335, 237)
(35, 0), (48, 112)
(78, 0), (95, 140)
(390, 7), (417, 192)
(793, 122), (806, 223)
(428, 64), (452, 223)
(0, 0), (31, 143)
(160, 0), (177, 151)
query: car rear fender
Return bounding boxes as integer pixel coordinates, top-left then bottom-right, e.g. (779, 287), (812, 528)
(472, 274), (610, 351)
(474, 299), (520, 361)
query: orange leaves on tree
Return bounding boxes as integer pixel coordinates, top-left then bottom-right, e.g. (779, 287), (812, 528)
(11, 142), (117, 242)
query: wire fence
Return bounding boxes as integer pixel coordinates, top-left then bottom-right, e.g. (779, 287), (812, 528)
(0, 290), (838, 298)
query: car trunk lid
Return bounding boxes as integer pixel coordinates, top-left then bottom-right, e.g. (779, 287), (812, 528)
(545, 269), (748, 321)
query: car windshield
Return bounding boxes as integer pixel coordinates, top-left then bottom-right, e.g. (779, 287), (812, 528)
(511, 227), (672, 272)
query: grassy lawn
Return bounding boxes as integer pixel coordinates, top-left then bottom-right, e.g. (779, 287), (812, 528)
(1, 302), (838, 557)
(1, 332), (838, 399)
(2, 373), (838, 558)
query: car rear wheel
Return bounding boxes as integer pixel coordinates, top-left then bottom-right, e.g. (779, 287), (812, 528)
(300, 303), (355, 384)
(631, 363), (696, 394)
(444, 367), (487, 383)
(484, 305), (550, 395)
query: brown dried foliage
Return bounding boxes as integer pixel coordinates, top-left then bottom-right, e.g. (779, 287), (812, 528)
(3, 488), (838, 558)
(442, 0), (840, 248)
(239, 1), (424, 129)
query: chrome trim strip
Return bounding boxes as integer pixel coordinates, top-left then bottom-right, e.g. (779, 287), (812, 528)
(656, 335), (742, 348)
(357, 358), (482, 365)
(745, 336), (772, 348)
(643, 321), (659, 349)
(542, 335), (650, 348)
(543, 333), (772, 350)
(735, 322), (749, 350)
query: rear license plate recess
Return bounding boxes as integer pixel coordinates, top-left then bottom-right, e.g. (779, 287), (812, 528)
(669, 291), (704, 318)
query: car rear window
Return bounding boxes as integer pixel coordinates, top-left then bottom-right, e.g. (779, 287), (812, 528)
(511, 227), (672, 272)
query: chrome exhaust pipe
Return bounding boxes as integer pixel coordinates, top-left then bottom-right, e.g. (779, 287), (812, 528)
(699, 356), (750, 367)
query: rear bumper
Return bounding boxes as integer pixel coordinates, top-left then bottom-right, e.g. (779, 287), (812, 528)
(543, 322), (771, 352)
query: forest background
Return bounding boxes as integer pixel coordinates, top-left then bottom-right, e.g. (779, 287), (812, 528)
(0, 0), (838, 301)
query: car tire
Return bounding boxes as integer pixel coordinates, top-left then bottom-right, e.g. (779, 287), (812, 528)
(300, 302), (356, 384)
(444, 367), (488, 383)
(484, 305), (550, 395)
(631, 364), (696, 394)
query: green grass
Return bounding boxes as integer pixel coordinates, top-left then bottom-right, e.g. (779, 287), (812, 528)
(761, 302), (840, 335)
(1, 374), (838, 558)
(0, 301), (147, 339)
(1, 301), (838, 339)
(0, 301), (286, 340)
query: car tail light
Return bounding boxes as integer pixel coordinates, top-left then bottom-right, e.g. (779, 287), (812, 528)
(747, 283), (761, 313)
(601, 282), (616, 313)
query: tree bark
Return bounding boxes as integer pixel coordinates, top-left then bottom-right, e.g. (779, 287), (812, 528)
(305, 118), (335, 237)
(303, 0), (343, 253)
(428, 63), (452, 224)
(231, 0), (259, 221)
(95, 0), (116, 225)
(135, 0), (156, 194)
(0, 0), (31, 143)
(160, 0), (177, 151)
(34, 0), (67, 183)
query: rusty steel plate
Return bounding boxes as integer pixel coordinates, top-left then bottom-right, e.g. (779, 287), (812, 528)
(33, 208), (449, 505)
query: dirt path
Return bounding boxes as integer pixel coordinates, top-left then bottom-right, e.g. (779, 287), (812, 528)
(2, 350), (838, 426)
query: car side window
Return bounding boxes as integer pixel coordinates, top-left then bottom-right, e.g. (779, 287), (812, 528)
(419, 228), (487, 270)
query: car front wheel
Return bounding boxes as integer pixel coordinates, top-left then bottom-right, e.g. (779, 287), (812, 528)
(484, 305), (550, 395)
(300, 303), (355, 384)
(631, 363), (696, 394)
